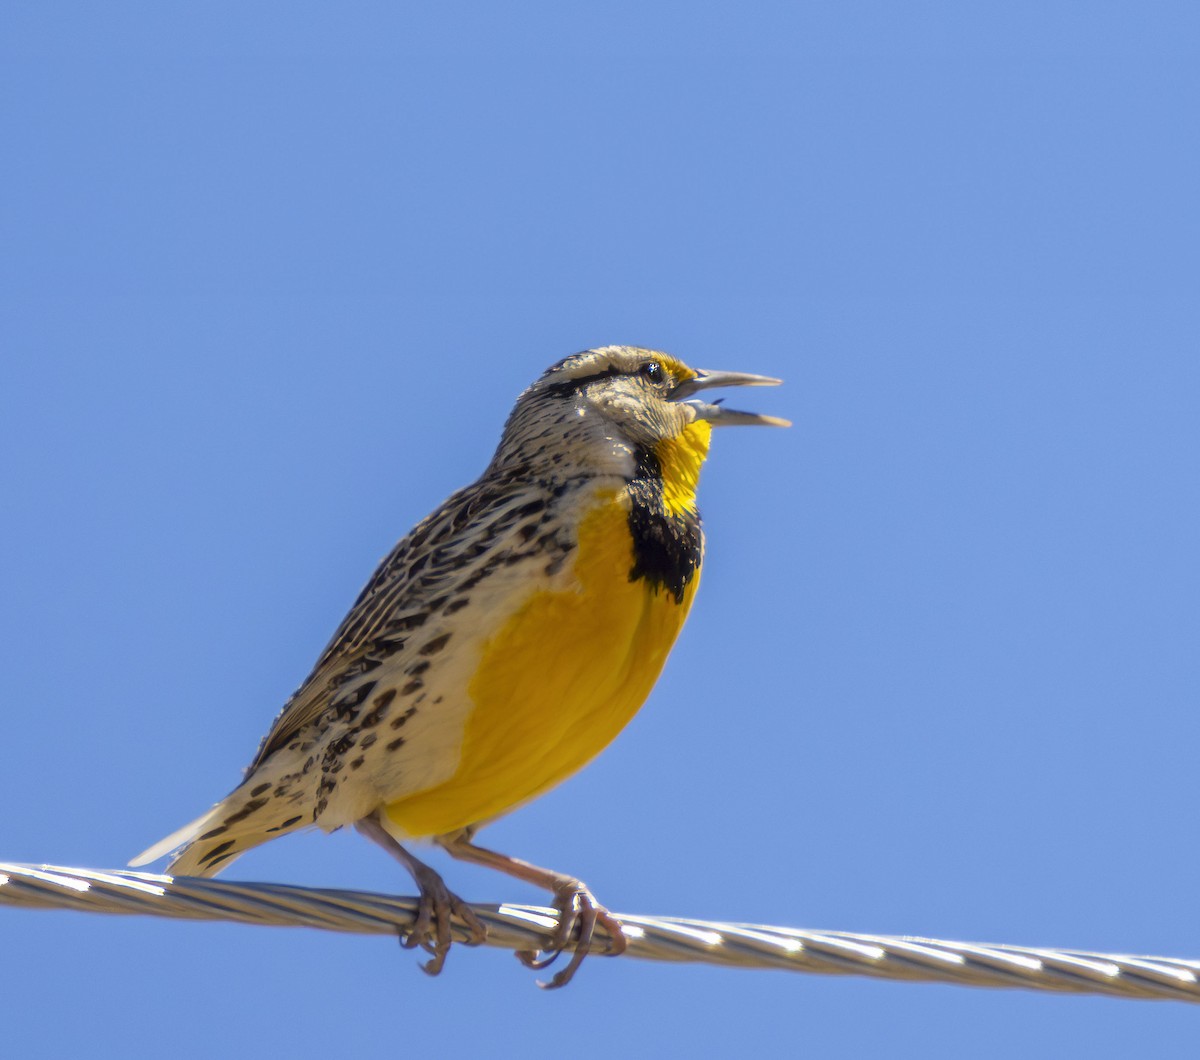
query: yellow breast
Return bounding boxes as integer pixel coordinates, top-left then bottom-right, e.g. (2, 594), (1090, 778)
(383, 490), (699, 838)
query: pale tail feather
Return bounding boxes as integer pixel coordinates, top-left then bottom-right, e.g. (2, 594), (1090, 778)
(129, 806), (222, 870)
(129, 776), (310, 878)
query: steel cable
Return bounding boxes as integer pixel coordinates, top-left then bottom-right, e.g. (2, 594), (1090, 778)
(3, 862), (1196, 1002)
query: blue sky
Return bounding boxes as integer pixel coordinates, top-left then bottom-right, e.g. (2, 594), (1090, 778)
(3, 3), (1199, 1056)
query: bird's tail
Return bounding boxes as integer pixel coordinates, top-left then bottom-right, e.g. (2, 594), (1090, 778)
(129, 774), (310, 878)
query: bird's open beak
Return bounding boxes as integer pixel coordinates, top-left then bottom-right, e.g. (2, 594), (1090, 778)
(672, 369), (791, 428)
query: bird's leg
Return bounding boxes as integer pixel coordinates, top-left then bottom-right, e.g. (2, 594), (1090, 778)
(356, 814), (486, 975)
(436, 830), (627, 989)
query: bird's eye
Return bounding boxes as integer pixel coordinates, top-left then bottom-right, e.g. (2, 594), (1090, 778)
(641, 361), (664, 384)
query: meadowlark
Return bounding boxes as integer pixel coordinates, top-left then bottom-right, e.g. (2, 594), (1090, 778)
(132, 346), (787, 987)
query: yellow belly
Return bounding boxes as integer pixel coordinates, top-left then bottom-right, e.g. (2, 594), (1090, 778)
(384, 494), (698, 838)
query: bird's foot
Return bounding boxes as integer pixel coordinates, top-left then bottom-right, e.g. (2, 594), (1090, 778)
(516, 879), (627, 989)
(356, 815), (487, 976)
(402, 856), (487, 976)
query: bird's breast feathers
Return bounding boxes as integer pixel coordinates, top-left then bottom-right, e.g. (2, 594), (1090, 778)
(311, 470), (704, 838)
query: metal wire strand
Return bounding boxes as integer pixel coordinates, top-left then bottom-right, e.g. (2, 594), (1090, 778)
(3, 862), (1197, 1003)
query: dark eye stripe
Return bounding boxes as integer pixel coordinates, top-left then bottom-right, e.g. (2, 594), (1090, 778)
(540, 366), (623, 398)
(541, 360), (669, 398)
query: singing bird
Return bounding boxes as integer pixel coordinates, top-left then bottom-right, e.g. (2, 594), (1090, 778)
(132, 347), (787, 987)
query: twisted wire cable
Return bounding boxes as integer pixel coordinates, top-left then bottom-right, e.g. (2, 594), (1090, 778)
(3, 862), (1196, 1003)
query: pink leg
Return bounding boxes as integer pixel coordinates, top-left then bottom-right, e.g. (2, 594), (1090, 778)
(357, 814), (486, 976)
(437, 830), (626, 989)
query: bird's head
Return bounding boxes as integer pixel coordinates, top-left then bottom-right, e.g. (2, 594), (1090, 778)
(491, 346), (788, 483)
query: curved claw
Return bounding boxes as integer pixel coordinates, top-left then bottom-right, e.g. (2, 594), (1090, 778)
(514, 882), (627, 989)
(450, 897), (488, 950)
(399, 881), (487, 976)
(516, 946), (562, 971)
(401, 890), (434, 952)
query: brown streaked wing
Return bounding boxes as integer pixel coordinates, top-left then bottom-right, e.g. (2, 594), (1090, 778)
(245, 477), (537, 771)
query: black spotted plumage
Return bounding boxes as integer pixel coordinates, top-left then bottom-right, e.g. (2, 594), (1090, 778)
(247, 475), (564, 769)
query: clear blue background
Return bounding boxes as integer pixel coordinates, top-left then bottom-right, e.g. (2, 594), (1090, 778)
(3, 3), (1198, 1056)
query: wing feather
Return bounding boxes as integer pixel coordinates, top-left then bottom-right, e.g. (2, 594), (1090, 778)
(247, 479), (535, 770)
